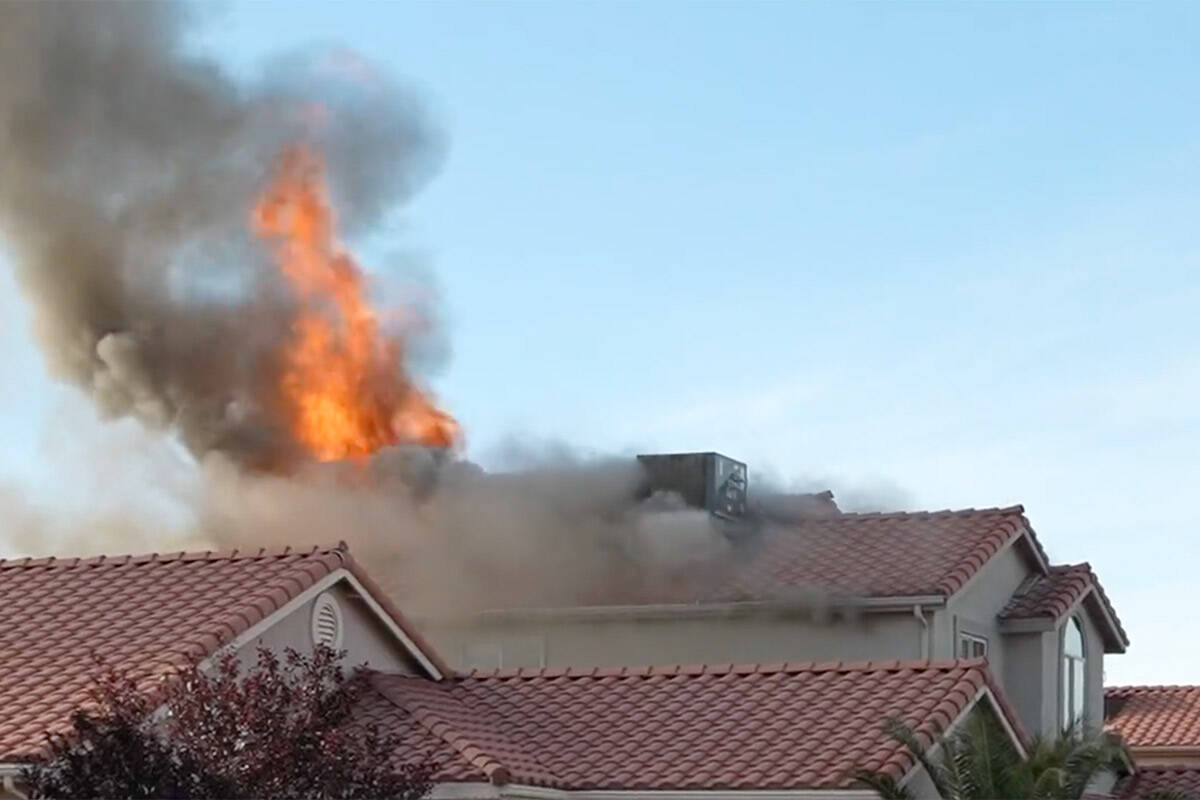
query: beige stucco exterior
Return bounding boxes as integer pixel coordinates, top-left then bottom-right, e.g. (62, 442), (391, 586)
(242, 579), (422, 675)
(430, 608), (927, 671)
(421, 536), (1119, 741)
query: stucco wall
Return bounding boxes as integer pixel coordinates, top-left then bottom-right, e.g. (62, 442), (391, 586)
(241, 580), (419, 675)
(945, 541), (1031, 679)
(994, 604), (1107, 739)
(1003, 629), (1058, 737)
(1075, 601), (1106, 733)
(426, 610), (924, 670)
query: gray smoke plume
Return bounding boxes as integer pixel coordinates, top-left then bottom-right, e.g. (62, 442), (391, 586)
(0, 0), (736, 615)
(0, 1), (443, 468)
(0, 2), (852, 621)
(191, 446), (733, 616)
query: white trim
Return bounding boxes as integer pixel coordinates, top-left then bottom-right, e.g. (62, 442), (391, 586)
(340, 571), (443, 679)
(957, 631), (989, 659)
(226, 569), (345, 653)
(913, 605), (930, 660)
(224, 568), (443, 680)
(0, 764), (23, 778)
(976, 686), (1028, 760)
(896, 683), (1028, 790)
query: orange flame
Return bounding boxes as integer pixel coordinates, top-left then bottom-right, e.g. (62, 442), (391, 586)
(252, 146), (459, 462)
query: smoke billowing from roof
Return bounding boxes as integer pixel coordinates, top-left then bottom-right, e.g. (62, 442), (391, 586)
(0, 1), (443, 467)
(0, 1), (742, 613)
(0, 3), (879, 617)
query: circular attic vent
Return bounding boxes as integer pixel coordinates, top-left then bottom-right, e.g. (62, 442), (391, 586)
(311, 592), (344, 651)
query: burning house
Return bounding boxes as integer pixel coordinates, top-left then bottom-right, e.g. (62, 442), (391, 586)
(0, 3), (1194, 798)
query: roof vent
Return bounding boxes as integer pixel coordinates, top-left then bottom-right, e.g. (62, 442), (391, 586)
(310, 592), (344, 651)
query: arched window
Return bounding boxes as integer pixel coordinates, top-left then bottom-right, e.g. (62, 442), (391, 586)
(1062, 617), (1086, 731)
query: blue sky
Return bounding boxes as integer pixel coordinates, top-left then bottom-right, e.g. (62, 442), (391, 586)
(2, 2), (1199, 684)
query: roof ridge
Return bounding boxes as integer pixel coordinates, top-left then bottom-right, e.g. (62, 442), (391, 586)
(835, 506), (1022, 520)
(1106, 684), (1200, 694)
(831, 504), (1025, 521)
(0, 544), (346, 570)
(457, 657), (988, 680)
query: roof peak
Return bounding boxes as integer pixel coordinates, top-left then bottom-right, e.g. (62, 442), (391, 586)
(0, 544), (346, 570)
(457, 657), (988, 680)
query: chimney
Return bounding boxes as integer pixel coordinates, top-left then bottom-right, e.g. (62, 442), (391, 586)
(636, 452), (748, 520)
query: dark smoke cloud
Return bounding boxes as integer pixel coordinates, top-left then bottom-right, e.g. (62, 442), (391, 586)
(0, 1), (444, 467)
(0, 2), (861, 623)
(0, 0), (735, 616)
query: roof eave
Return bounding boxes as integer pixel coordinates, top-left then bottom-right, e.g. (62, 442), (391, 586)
(1083, 589), (1130, 653)
(422, 595), (949, 625)
(998, 616), (1057, 634)
(999, 589), (1128, 653)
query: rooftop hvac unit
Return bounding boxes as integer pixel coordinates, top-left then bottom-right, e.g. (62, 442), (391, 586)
(636, 451), (748, 520)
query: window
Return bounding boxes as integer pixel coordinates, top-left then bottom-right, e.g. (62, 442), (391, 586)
(958, 632), (988, 659)
(1062, 617), (1086, 731)
(461, 637), (546, 669)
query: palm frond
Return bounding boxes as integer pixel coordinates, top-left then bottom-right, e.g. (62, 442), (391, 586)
(850, 768), (915, 800)
(884, 718), (960, 800)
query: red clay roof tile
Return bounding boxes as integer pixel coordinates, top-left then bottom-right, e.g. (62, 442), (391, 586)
(709, 506), (1033, 601)
(1000, 563), (1127, 648)
(1106, 685), (1200, 749)
(0, 544), (444, 761)
(554, 506), (1038, 610)
(1002, 564), (1094, 619)
(371, 659), (1019, 790)
(1115, 767), (1200, 799)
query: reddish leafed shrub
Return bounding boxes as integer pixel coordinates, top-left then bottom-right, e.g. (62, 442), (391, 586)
(23, 646), (433, 799)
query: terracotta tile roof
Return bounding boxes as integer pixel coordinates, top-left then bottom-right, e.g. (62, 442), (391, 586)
(1115, 767), (1200, 799)
(1001, 564), (1094, 619)
(1001, 563), (1129, 648)
(371, 658), (1020, 790)
(1106, 686), (1200, 749)
(705, 505), (1037, 602)
(0, 544), (447, 761)
(354, 686), (488, 783)
(754, 490), (841, 519)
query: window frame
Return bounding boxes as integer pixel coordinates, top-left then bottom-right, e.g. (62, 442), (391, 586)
(461, 636), (547, 669)
(1061, 616), (1087, 732)
(958, 631), (989, 659)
